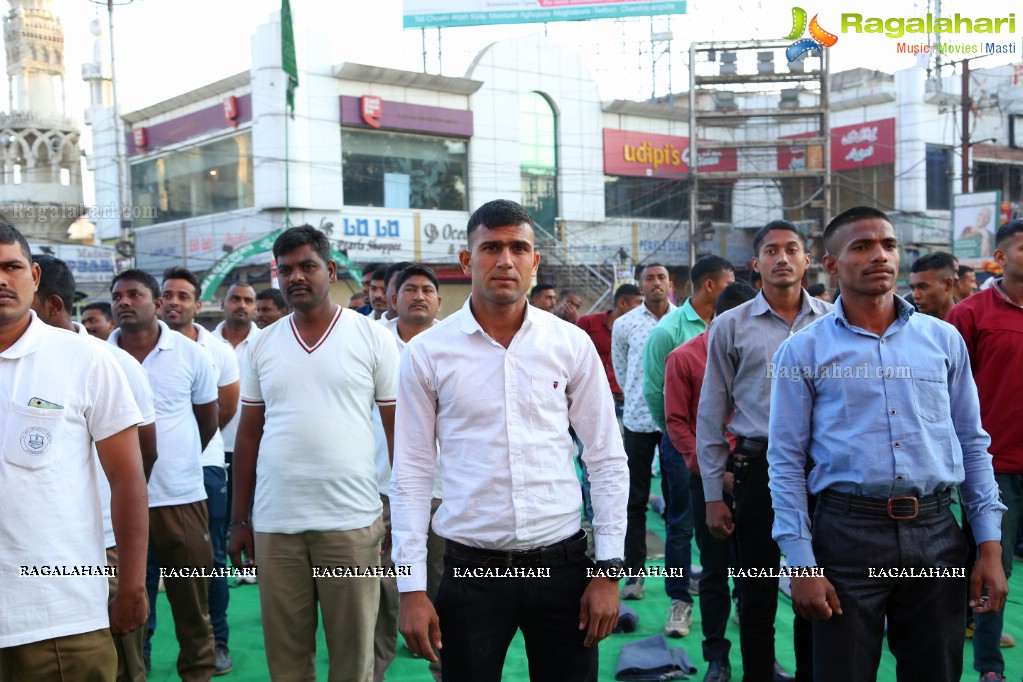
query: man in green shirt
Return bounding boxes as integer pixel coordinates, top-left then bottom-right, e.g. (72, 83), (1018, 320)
(642, 255), (734, 637)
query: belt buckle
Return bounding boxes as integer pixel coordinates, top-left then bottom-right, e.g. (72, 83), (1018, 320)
(886, 496), (919, 520)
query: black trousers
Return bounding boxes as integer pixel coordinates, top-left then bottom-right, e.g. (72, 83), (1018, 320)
(623, 428), (663, 570)
(732, 448), (813, 682)
(811, 501), (968, 681)
(691, 472), (736, 663)
(435, 536), (598, 682)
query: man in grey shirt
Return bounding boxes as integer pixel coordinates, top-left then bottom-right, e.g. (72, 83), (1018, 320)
(696, 220), (831, 682)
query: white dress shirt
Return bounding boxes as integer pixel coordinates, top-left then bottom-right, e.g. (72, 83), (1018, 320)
(390, 297), (628, 592)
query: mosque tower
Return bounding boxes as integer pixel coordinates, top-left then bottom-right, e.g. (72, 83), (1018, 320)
(0, 0), (84, 242)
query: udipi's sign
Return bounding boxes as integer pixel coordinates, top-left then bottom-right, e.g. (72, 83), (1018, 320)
(603, 129), (737, 178)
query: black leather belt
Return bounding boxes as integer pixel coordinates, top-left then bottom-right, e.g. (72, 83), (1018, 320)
(735, 437), (768, 457)
(445, 530), (587, 568)
(819, 488), (953, 520)
(613, 393), (625, 404)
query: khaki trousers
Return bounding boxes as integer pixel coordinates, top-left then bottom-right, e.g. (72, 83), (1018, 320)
(0, 628), (115, 682)
(256, 517), (384, 682)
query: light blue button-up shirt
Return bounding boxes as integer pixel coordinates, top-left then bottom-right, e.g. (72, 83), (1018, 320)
(768, 294), (1005, 567)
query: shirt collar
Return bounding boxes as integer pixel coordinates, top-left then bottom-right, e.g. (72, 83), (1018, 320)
(749, 288), (818, 318)
(72, 321), (89, 337)
(0, 310), (47, 359)
(457, 295), (542, 335)
(213, 320), (259, 343)
(991, 277), (1023, 308)
(832, 293), (914, 332)
(680, 298), (702, 323)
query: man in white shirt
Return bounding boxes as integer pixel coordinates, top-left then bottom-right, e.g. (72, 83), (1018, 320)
(392, 200), (629, 681)
(374, 264), (445, 682)
(31, 254), (158, 682)
(110, 268), (219, 682)
(229, 225), (400, 682)
(160, 267), (241, 675)
(213, 281), (260, 584)
(0, 225), (148, 681)
(610, 263), (675, 599)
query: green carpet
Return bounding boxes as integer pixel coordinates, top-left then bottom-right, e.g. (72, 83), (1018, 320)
(148, 481), (1023, 680)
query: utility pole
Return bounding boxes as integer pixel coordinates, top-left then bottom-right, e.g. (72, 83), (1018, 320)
(961, 58), (971, 193)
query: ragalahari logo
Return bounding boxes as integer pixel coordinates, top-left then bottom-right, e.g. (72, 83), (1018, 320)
(785, 7), (839, 62)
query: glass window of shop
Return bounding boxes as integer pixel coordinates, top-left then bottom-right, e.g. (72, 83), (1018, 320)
(341, 129), (468, 211)
(605, 176), (733, 222)
(130, 132), (253, 228)
(519, 92), (558, 232)
(925, 145), (953, 211)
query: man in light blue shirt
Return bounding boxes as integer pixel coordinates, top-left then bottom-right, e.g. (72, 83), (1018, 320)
(768, 206), (1007, 682)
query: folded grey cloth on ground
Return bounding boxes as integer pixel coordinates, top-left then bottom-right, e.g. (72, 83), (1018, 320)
(615, 634), (697, 681)
(614, 605), (639, 633)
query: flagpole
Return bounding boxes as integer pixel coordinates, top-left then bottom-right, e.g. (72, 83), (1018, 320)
(281, 0), (298, 229)
(285, 108), (290, 228)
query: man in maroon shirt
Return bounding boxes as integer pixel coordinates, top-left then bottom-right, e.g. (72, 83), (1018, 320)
(664, 281), (756, 682)
(577, 283), (643, 423)
(947, 219), (1023, 682)
(575, 284), (642, 520)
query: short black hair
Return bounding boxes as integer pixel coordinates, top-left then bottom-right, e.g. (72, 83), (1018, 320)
(715, 281), (758, 316)
(371, 266), (388, 283)
(613, 283), (641, 305)
(911, 251), (956, 278)
(82, 301), (113, 320)
(349, 291), (367, 303)
(958, 264), (975, 277)
(806, 283), (827, 297)
(162, 266), (202, 299)
(638, 262), (667, 278)
(0, 222), (30, 260)
(273, 225), (332, 265)
(396, 264), (440, 292)
(111, 268), (160, 300)
(996, 219), (1023, 248)
(530, 283), (555, 299)
(559, 288), (579, 300)
(690, 255), (734, 287)
(466, 199), (535, 244)
(752, 220), (806, 255)
(32, 255), (76, 311)
(255, 287), (288, 311)
(823, 206), (891, 254)
(385, 261), (414, 288)
(750, 270), (762, 285)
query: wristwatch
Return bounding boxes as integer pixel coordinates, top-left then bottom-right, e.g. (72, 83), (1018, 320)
(594, 558), (626, 581)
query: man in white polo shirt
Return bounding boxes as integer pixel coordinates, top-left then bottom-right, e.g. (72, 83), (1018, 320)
(213, 281), (260, 587)
(229, 225), (399, 682)
(30, 253), (157, 682)
(0, 225), (149, 681)
(110, 268), (219, 682)
(160, 267), (240, 676)
(374, 264), (445, 682)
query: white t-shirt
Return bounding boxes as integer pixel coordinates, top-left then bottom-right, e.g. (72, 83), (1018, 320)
(212, 321), (259, 453)
(74, 323), (156, 549)
(242, 306), (399, 533)
(1, 314), (143, 647)
(110, 321), (218, 507)
(194, 324), (240, 469)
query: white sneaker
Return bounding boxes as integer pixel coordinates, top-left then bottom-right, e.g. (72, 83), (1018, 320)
(621, 576), (645, 600)
(664, 599), (693, 638)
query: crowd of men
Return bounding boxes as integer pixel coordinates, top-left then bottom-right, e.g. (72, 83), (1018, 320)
(0, 199), (1020, 682)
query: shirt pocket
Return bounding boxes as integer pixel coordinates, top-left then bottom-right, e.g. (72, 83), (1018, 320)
(910, 368), (950, 423)
(528, 375), (568, 433)
(2, 401), (66, 471)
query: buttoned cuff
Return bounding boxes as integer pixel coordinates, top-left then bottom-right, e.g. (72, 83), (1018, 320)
(780, 540), (817, 569)
(702, 477), (724, 503)
(396, 562), (427, 593)
(969, 512), (1004, 546)
(593, 532), (625, 562)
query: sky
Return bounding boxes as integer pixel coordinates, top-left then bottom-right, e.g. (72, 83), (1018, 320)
(36, 0), (1023, 206)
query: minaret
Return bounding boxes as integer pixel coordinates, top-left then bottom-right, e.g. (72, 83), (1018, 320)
(82, 11), (120, 243)
(0, 0), (84, 242)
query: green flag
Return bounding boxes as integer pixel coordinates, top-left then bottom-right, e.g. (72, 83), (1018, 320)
(282, 0), (298, 118)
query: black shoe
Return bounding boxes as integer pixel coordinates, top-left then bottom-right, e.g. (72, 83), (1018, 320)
(704, 659), (731, 682)
(214, 643), (233, 675)
(773, 661), (796, 682)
